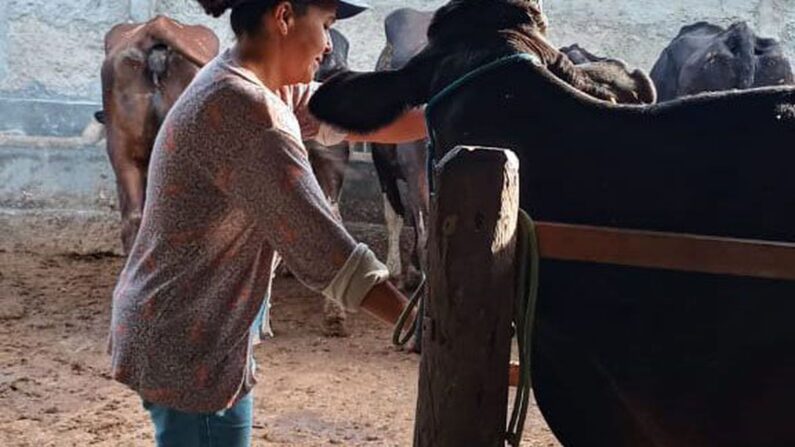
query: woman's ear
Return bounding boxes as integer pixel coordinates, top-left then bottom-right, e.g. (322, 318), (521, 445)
(271, 1), (294, 36)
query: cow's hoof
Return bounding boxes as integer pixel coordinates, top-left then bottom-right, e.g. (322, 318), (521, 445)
(322, 318), (350, 338)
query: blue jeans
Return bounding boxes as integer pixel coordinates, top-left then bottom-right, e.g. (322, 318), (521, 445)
(251, 291), (273, 344)
(143, 392), (253, 447)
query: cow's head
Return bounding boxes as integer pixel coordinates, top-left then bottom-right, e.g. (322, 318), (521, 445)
(308, 0), (640, 133)
(309, 0), (551, 133)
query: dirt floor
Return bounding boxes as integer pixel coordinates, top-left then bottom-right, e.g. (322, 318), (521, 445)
(0, 248), (561, 446)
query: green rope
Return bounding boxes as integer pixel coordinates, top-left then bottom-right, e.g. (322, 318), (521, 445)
(507, 209), (540, 446)
(424, 52), (542, 192)
(392, 274), (426, 346)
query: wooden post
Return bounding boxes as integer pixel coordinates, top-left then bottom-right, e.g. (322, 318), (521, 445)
(414, 146), (520, 446)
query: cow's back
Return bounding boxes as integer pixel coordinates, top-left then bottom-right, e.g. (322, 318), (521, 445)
(100, 16), (219, 158)
(431, 59), (795, 238)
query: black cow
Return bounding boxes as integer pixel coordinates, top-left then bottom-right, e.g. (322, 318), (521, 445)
(371, 8), (434, 291)
(306, 28), (352, 223)
(373, 8), (653, 353)
(310, 1), (795, 445)
(374, 12), (655, 292)
(311, 29), (355, 337)
(651, 21), (794, 101)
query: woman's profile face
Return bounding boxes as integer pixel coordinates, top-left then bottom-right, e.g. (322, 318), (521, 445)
(282, 2), (337, 84)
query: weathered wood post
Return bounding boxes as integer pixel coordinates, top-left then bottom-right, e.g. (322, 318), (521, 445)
(414, 146), (520, 446)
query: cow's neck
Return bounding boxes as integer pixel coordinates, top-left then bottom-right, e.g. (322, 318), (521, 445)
(502, 27), (558, 64)
(428, 27), (558, 95)
(500, 27), (621, 102)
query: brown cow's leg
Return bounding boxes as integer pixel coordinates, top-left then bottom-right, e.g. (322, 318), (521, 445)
(106, 127), (149, 255)
(102, 43), (157, 255)
(119, 162), (147, 254)
(111, 155), (148, 254)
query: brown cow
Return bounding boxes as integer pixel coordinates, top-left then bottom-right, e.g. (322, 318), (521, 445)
(99, 15), (219, 253)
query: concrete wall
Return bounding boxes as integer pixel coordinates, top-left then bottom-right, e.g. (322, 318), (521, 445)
(0, 0), (445, 108)
(2, 0), (794, 134)
(0, 1), (127, 102)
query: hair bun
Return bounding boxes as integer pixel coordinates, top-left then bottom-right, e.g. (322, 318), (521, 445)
(196, 0), (249, 17)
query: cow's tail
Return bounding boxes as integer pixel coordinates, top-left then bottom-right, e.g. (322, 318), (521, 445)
(147, 44), (169, 88)
(726, 21), (755, 89)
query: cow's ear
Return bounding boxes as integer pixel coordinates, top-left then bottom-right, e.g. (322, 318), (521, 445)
(309, 51), (434, 133)
(631, 69), (658, 104)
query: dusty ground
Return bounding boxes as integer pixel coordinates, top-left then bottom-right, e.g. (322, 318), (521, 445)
(0, 248), (561, 446)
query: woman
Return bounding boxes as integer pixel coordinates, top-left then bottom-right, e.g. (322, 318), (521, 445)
(108, 0), (426, 445)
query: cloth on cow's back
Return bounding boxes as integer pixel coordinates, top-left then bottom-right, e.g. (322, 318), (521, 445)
(109, 47), (385, 413)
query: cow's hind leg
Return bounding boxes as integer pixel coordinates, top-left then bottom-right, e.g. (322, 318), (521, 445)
(116, 160), (147, 254)
(102, 47), (157, 255)
(383, 193), (405, 289)
(106, 131), (149, 254)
